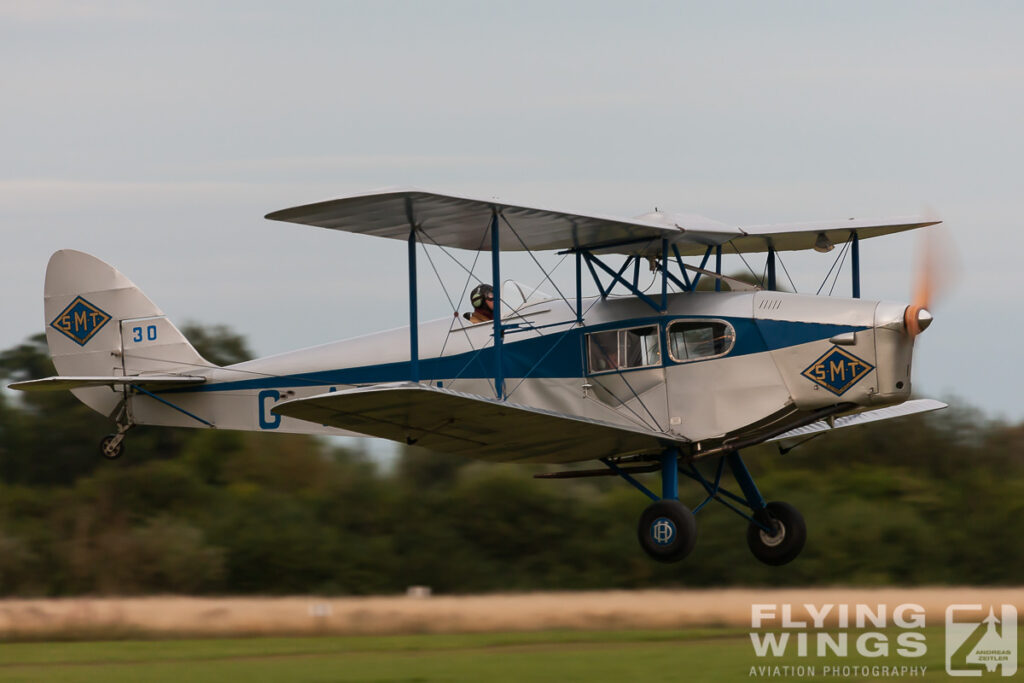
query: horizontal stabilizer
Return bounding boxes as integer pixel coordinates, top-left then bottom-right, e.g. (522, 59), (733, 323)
(768, 399), (947, 443)
(273, 382), (677, 463)
(9, 375), (207, 392)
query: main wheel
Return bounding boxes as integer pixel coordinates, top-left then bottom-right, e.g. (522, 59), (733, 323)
(637, 500), (697, 563)
(99, 434), (125, 460)
(746, 501), (805, 566)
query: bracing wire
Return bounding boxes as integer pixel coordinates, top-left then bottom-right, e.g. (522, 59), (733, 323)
(776, 251), (798, 293)
(587, 374), (664, 432)
(418, 225), (488, 290)
(728, 241), (762, 285)
(430, 219), (498, 395)
(582, 339), (664, 431)
(816, 234), (853, 295)
(419, 240), (480, 382)
(500, 214), (576, 313)
(828, 238), (852, 297)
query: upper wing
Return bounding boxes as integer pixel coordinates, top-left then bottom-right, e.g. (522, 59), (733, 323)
(9, 375), (207, 392)
(266, 188), (939, 257)
(272, 382), (678, 463)
(768, 399), (947, 444)
(266, 187), (689, 254)
(730, 215), (940, 255)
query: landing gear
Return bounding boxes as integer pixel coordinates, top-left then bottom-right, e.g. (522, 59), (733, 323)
(99, 433), (126, 459)
(591, 448), (808, 565)
(746, 501), (806, 566)
(637, 500), (697, 562)
(542, 447), (808, 565)
(100, 398), (133, 460)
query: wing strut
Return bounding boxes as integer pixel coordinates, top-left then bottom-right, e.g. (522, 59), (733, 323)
(490, 210), (503, 398)
(408, 223), (419, 382)
(404, 198), (506, 400)
(851, 232), (861, 298)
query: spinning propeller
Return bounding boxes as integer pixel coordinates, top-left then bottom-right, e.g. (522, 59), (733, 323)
(903, 227), (950, 338)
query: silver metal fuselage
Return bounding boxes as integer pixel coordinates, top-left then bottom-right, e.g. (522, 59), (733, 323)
(125, 290), (914, 458)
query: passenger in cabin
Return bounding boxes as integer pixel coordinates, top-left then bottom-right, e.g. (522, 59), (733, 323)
(464, 283), (494, 324)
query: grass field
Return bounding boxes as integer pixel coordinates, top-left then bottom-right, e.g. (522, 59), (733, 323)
(1, 591), (1020, 681)
(0, 627), (1013, 682)
(4, 589), (1021, 638)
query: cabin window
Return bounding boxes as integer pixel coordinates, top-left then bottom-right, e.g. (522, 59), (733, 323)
(586, 325), (661, 374)
(667, 320), (735, 362)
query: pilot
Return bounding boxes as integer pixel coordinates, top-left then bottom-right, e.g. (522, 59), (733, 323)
(464, 283), (494, 324)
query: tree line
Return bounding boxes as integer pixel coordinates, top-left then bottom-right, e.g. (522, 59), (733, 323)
(0, 326), (1020, 595)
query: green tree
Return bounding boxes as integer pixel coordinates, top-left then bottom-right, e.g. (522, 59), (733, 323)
(0, 324), (256, 485)
(0, 333), (109, 484)
(1, 326), (1023, 595)
(180, 323), (253, 365)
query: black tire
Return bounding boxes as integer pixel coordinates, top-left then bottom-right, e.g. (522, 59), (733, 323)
(746, 501), (806, 566)
(99, 434), (124, 460)
(637, 500), (697, 563)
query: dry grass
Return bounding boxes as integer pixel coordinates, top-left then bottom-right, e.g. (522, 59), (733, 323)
(0, 587), (1020, 640)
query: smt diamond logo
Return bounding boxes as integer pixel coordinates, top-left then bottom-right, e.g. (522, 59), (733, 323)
(50, 296), (111, 346)
(801, 346), (874, 396)
(946, 604), (1017, 677)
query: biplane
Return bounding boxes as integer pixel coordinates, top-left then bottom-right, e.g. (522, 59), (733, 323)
(10, 188), (947, 566)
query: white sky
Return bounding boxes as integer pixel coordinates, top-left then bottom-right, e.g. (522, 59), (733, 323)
(2, 1), (1022, 421)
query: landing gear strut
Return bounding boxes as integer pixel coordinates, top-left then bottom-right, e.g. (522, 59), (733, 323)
(721, 452), (805, 566)
(99, 398), (133, 460)
(596, 448), (806, 566)
(604, 449), (698, 562)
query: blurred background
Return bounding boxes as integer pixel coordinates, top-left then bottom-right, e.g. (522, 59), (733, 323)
(0, 324), (1021, 595)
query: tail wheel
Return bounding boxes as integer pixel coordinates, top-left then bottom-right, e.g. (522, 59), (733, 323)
(637, 500), (697, 563)
(99, 434), (125, 460)
(747, 501), (806, 566)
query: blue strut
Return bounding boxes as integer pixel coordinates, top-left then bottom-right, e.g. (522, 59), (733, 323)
(851, 231), (861, 299)
(600, 448), (680, 502)
(725, 451), (771, 525)
(661, 448), (679, 500)
(408, 226), (419, 382)
(490, 211), (503, 399)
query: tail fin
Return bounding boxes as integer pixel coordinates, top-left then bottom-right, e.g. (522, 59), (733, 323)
(44, 249), (213, 415)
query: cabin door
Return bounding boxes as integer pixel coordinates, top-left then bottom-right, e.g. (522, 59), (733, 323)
(582, 324), (669, 433)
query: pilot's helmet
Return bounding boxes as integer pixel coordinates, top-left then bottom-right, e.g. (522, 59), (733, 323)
(471, 283), (494, 309)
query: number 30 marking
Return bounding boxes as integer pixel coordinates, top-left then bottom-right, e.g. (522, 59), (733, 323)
(131, 325), (158, 342)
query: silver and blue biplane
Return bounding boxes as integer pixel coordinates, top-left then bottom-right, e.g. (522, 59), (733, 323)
(11, 188), (947, 565)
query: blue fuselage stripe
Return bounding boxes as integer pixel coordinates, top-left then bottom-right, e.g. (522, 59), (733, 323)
(183, 316), (867, 394)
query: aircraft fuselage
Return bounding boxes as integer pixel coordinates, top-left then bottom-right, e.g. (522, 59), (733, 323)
(121, 290), (913, 457)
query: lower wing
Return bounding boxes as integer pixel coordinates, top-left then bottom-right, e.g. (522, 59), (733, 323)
(768, 399), (947, 446)
(272, 382), (680, 463)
